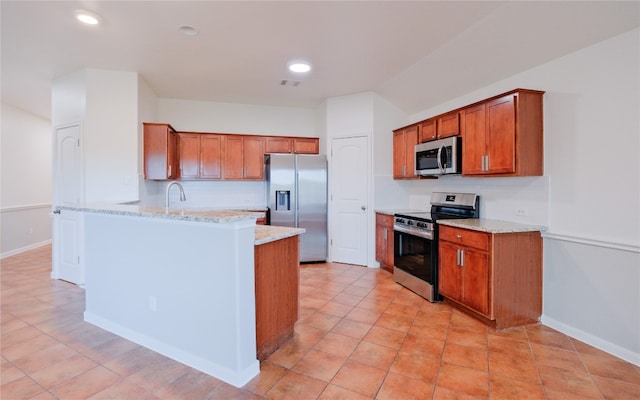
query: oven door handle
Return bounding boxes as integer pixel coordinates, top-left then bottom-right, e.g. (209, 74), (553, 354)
(393, 226), (433, 240)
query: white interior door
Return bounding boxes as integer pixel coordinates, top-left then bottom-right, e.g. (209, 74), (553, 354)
(53, 123), (84, 284)
(330, 136), (368, 266)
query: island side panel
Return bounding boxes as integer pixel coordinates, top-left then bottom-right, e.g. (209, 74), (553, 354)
(82, 212), (259, 387)
(254, 235), (300, 360)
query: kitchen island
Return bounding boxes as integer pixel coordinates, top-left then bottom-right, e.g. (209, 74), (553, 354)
(59, 203), (303, 387)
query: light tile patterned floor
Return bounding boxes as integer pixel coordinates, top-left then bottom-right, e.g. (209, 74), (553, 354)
(2, 245), (639, 399)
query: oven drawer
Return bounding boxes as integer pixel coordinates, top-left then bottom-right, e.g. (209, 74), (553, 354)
(439, 225), (489, 251)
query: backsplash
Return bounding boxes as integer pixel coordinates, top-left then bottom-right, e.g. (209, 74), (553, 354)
(406, 175), (549, 227)
(142, 179), (267, 210)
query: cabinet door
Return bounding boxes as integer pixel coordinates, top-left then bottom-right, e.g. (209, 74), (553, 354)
(437, 111), (461, 138)
(438, 241), (462, 301)
(243, 137), (265, 179)
(375, 214), (394, 271)
(223, 136), (245, 179)
(419, 119), (436, 142)
(404, 125), (418, 177)
(375, 223), (385, 263)
(200, 134), (222, 179)
(462, 104), (486, 174)
(393, 130), (406, 178)
(178, 133), (201, 179)
(485, 94), (516, 174)
(167, 129), (178, 179)
(265, 137), (292, 153)
(460, 248), (490, 316)
(293, 138), (319, 154)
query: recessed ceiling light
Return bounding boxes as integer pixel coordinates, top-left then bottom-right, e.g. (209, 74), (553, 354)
(288, 62), (311, 73)
(75, 10), (101, 25)
(179, 26), (199, 36)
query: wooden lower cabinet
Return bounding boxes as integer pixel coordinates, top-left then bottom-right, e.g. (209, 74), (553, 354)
(254, 235), (299, 360)
(438, 225), (542, 329)
(375, 213), (394, 272)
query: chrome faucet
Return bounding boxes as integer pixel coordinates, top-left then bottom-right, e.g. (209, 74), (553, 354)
(165, 181), (186, 208)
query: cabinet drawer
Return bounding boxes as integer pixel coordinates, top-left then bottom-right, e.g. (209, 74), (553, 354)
(439, 225), (488, 251)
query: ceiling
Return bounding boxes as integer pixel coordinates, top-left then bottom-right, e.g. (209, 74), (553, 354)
(2, 1), (639, 120)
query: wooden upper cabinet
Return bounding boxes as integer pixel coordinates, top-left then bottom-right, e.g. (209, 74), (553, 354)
(293, 137), (319, 154)
(265, 136), (319, 154)
(265, 137), (292, 153)
(393, 125), (419, 179)
(462, 103), (487, 174)
(200, 134), (223, 179)
(223, 136), (265, 180)
(462, 89), (543, 177)
(143, 123), (317, 181)
(143, 123), (178, 180)
(437, 111), (462, 138)
(419, 119), (436, 142)
(178, 133), (222, 180)
(178, 133), (201, 179)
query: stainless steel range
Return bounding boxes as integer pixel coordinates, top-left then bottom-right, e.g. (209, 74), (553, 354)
(394, 192), (479, 302)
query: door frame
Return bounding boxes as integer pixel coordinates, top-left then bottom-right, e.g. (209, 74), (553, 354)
(328, 134), (373, 267)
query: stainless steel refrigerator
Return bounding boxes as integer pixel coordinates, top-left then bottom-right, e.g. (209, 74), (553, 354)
(265, 154), (328, 262)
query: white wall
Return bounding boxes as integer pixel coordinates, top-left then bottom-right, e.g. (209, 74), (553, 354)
(158, 98), (317, 138)
(372, 94), (411, 210)
(84, 70), (139, 203)
(137, 77), (162, 204)
(0, 103), (52, 257)
(402, 28), (640, 365)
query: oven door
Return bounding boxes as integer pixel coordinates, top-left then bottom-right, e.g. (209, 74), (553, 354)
(393, 229), (435, 285)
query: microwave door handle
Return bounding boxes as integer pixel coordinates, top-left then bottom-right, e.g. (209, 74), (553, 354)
(437, 144), (444, 173)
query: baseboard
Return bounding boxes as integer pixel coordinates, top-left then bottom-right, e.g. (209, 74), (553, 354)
(84, 312), (260, 387)
(541, 314), (640, 367)
(1, 240), (51, 260)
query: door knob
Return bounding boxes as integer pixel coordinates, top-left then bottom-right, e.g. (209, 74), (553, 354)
(361, 205), (366, 211)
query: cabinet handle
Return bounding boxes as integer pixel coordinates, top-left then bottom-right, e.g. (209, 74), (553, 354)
(383, 228), (387, 240)
(460, 249), (464, 266)
(168, 165), (172, 177)
(402, 165), (406, 176)
(456, 249), (461, 266)
(456, 234), (462, 239)
(481, 155), (490, 171)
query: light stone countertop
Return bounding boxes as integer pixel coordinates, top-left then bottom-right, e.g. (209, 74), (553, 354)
(57, 203), (303, 244)
(375, 209), (426, 216)
(58, 203), (264, 223)
(437, 218), (547, 233)
(255, 225), (306, 245)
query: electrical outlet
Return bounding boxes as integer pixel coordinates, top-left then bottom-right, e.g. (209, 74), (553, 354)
(149, 296), (157, 312)
(515, 208), (529, 217)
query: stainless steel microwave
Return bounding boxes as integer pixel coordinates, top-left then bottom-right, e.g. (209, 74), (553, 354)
(415, 136), (462, 176)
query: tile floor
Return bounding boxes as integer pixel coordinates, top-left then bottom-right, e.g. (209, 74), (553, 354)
(2, 245), (639, 399)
